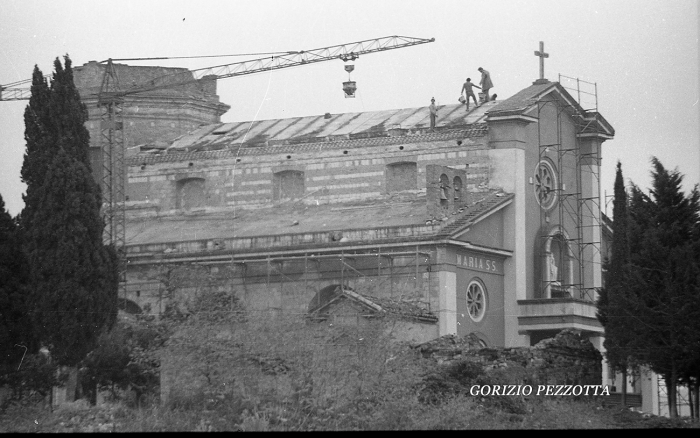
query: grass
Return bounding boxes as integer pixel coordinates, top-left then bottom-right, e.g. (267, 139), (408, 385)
(1, 389), (698, 431)
(3, 296), (697, 431)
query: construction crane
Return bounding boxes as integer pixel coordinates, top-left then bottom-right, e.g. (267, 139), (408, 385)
(1, 35), (435, 300)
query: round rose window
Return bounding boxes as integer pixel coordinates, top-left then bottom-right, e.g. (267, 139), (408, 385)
(466, 280), (486, 322)
(534, 160), (558, 210)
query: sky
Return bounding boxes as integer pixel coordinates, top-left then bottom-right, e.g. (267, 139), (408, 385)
(0, 0), (698, 218)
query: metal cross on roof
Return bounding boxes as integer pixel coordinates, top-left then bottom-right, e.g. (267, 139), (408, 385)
(534, 41), (549, 80)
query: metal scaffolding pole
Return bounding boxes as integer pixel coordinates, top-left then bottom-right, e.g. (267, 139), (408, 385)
(98, 59), (127, 305)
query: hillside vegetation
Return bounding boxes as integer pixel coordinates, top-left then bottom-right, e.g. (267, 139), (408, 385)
(2, 289), (698, 431)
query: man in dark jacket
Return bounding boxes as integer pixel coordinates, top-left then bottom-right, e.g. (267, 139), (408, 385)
(461, 78), (481, 111)
(478, 67), (494, 102)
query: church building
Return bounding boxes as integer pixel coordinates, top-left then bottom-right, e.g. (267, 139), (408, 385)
(73, 58), (619, 380)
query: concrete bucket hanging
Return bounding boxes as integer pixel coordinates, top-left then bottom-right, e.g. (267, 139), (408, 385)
(343, 63), (356, 98)
(343, 81), (357, 98)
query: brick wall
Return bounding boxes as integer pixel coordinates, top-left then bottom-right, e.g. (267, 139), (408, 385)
(125, 137), (491, 216)
(75, 61), (230, 194)
(75, 61), (229, 150)
(425, 164), (469, 219)
(272, 170), (305, 200)
(386, 162), (418, 193)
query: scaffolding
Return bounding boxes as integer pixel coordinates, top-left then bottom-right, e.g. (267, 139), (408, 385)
(559, 74), (598, 112)
(657, 375), (693, 417)
(537, 77), (602, 301)
(166, 246), (439, 315)
(98, 60), (128, 303)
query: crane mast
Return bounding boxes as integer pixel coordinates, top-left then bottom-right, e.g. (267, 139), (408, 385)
(1, 35), (435, 302)
(98, 62), (126, 289)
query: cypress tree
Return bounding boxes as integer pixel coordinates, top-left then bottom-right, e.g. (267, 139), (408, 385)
(626, 157), (700, 418)
(22, 55), (118, 367)
(597, 162), (633, 405)
(20, 65), (53, 230)
(47, 56), (91, 167)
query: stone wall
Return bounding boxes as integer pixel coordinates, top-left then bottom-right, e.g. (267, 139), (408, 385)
(415, 328), (602, 386)
(52, 367), (79, 407)
(75, 61), (230, 151)
(124, 257), (439, 319)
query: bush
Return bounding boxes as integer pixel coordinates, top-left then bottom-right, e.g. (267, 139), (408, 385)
(417, 360), (486, 404)
(79, 314), (167, 406)
(0, 353), (60, 408)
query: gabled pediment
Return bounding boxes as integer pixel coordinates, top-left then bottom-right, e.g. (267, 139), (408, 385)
(487, 80), (614, 139)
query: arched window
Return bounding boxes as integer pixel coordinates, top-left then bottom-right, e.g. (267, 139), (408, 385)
(453, 176), (464, 204)
(466, 279), (487, 322)
(273, 170), (305, 200)
(544, 230), (574, 298)
(386, 162), (418, 193)
(117, 298), (143, 315)
(439, 173), (451, 209)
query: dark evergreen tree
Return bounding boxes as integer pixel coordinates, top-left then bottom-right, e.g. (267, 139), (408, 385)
(597, 161), (634, 405)
(47, 56), (91, 167)
(20, 65), (53, 231)
(626, 157), (700, 418)
(21, 56), (118, 367)
(21, 57), (91, 228)
(0, 194), (35, 373)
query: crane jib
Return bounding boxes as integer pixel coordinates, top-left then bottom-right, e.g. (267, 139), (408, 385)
(1, 36), (434, 101)
(0, 35), (435, 301)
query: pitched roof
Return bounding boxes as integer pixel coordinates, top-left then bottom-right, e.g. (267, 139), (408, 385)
(487, 80), (615, 137)
(487, 80), (558, 116)
(167, 102), (494, 149)
(127, 125), (488, 165)
(310, 286), (438, 323)
(126, 100), (501, 163)
(125, 189), (512, 251)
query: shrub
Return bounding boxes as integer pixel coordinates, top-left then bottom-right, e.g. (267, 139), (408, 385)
(0, 353), (60, 408)
(417, 360), (486, 404)
(78, 314), (167, 406)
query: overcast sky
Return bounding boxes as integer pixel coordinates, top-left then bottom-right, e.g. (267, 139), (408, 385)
(1, 0), (698, 217)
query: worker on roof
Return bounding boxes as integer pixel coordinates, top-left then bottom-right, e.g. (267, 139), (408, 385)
(460, 78), (481, 111)
(478, 67), (494, 103)
(429, 98), (438, 130)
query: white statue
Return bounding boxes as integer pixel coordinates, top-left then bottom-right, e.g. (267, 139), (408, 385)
(548, 252), (559, 284)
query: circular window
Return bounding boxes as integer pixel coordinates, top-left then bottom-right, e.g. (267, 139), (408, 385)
(534, 160), (558, 210)
(466, 280), (487, 322)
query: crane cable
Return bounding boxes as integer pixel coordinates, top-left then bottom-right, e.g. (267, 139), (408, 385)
(1, 52), (299, 89)
(100, 51), (299, 63)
